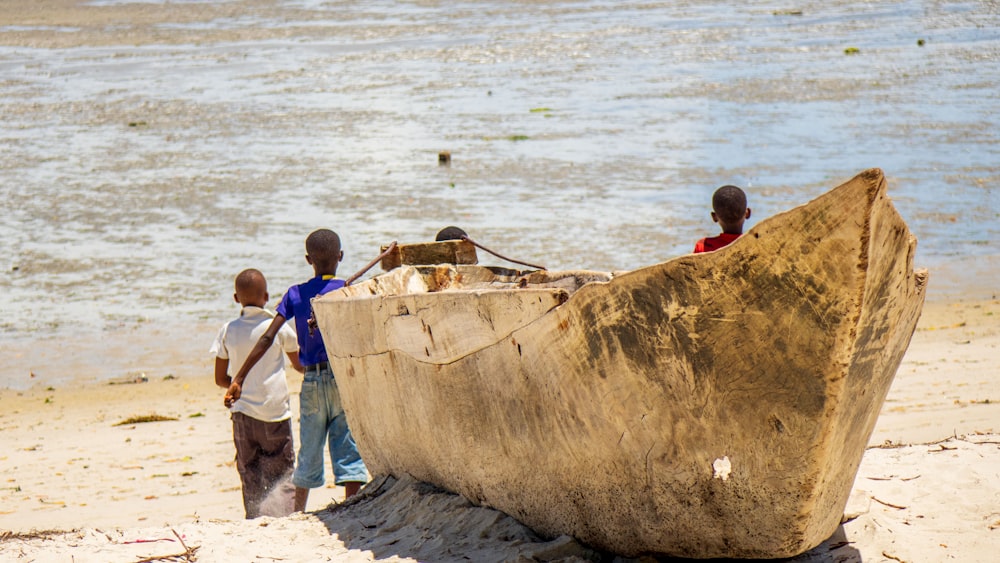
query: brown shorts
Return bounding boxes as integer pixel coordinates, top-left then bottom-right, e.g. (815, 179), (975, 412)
(232, 412), (295, 518)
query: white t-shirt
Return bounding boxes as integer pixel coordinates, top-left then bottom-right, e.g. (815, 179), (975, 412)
(210, 306), (298, 422)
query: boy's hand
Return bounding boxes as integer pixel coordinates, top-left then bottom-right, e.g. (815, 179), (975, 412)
(224, 381), (242, 407)
(307, 310), (318, 336)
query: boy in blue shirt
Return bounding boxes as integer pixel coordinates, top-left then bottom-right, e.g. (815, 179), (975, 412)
(227, 229), (368, 512)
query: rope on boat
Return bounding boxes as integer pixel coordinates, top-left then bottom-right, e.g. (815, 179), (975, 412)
(461, 235), (546, 271)
(346, 241), (398, 286)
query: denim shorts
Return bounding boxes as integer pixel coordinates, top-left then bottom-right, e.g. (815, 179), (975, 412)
(292, 365), (368, 489)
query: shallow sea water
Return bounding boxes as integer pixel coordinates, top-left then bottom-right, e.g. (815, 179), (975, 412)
(1, 0), (998, 386)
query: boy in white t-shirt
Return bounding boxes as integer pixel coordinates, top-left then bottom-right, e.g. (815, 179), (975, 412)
(211, 268), (303, 518)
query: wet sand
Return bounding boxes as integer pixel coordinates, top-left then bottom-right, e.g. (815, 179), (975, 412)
(2, 0), (999, 372)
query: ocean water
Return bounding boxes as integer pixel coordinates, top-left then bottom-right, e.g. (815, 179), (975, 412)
(1, 0), (998, 386)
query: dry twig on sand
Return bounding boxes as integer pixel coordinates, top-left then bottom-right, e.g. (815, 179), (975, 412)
(0, 529), (77, 541)
(135, 529), (198, 562)
(872, 497), (908, 510)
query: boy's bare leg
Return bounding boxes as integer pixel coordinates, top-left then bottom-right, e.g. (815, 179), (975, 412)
(294, 486), (309, 512)
(344, 481), (363, 498)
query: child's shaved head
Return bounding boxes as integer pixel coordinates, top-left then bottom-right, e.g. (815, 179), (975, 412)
(435, 226), (468, 242)
(234, 268), (268, 307)
(712, 185), (748, 224)
(305, 229), (343, 273)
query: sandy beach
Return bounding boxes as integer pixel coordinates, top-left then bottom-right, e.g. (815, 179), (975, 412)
(2, 297), (997, 562)
(2, 0), (998, 560)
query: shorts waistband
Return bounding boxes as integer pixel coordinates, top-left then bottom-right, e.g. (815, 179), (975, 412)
(304, 361), (331, 372)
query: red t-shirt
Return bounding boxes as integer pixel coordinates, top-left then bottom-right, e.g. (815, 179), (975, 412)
(694, 233), (741, 253)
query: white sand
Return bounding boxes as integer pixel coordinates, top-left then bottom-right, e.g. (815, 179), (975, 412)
(2, 299), (998, 562)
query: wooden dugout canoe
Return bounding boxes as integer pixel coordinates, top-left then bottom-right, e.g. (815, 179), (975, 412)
(312, 168), (927, 559)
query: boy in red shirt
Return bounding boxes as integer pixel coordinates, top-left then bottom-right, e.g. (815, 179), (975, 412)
(694, 185), (751, 253)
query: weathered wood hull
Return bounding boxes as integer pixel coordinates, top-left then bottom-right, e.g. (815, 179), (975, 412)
(313, 169), (927, 559)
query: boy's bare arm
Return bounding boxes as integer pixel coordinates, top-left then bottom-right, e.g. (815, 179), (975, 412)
(225, 314), (287, 407)
(214, 357), (231, 388)
(286, 351), (304, 373)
